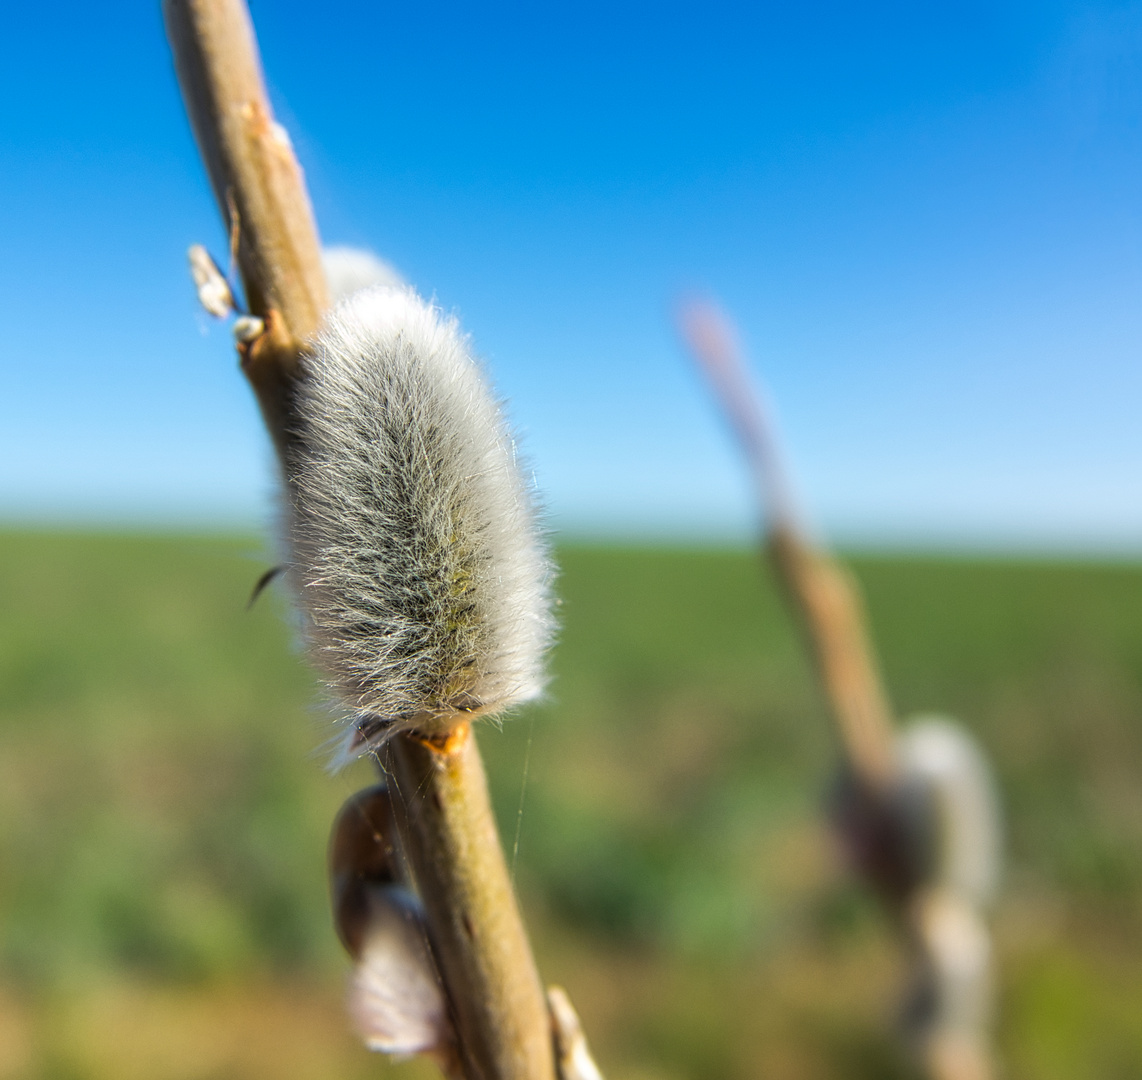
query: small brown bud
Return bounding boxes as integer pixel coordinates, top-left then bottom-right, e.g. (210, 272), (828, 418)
(329, 784), (401, 958)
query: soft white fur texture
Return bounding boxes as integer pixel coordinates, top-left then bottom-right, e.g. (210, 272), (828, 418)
(287, 285), (554, 746)
(322, 246), (403, 302)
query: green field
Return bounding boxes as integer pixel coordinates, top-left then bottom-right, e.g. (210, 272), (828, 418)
(1, 530), (1141, 1079)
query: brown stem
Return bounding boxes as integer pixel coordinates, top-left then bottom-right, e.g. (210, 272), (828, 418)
(163, 3), (557, 1077)
(767, 525), (897, 792)
(386, 726), (554, 1080)
(677, 300), (897, 793)
(163, 0), (327, 452)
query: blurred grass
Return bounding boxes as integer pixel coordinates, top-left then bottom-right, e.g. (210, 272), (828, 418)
(1, 531), (1142, 1078)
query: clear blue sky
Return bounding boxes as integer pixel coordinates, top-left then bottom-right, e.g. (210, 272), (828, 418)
(3, 1), (1142, 549)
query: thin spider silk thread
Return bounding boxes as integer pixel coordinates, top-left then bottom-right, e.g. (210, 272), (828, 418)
(511, 712), (536, 885)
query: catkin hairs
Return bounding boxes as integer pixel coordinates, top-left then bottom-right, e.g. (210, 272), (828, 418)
(285, 285), (554, 747)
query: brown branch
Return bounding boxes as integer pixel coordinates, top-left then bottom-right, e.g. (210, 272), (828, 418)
(678, 298), (998, 1080)
(163, 0), (327, 451)
(163, 3), (556, 1077)
(677, 300), (897, 793)
(767, 526), (897, 791)
(385, 726), (554, 1080)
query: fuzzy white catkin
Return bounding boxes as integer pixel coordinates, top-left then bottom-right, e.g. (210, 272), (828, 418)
(897, 715), (1002, 909)
(322, 245), (403, 302)
(286, 284), (554, 747)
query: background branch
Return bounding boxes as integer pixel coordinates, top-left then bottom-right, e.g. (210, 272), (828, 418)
(677, 301), (898, 793)
(678, 299), (997, 1080)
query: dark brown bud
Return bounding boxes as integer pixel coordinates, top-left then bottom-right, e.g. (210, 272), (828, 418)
(329, 783), (402, 958)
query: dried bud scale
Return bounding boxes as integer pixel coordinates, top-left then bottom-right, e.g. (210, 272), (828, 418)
(329, 785), (454, 1060)
(286, 285), (555, 750)
(188, 243), (235, 318)
(549, 986), (606, 1080)
(329, 784), (402, 957)
(350, 885), (452, 1056)
(232, 314), (265, 343)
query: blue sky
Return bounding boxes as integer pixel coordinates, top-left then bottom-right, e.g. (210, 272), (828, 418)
(3, 2), (1142, 548)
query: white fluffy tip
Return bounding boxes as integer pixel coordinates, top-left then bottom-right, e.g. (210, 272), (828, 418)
(322, 246), (404, 303)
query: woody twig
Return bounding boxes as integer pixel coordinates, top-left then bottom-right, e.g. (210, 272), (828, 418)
(678, 299), (998, 1080)
(163, 2), (563, 1076)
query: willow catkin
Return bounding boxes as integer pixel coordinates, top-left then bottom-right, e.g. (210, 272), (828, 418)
(286, 284), (555, 752)
(322, 245), (403, 302)
(897, 715), (1002, 910)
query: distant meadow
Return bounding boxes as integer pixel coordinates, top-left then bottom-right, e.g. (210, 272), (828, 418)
(1, 530), (1140, 1078)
